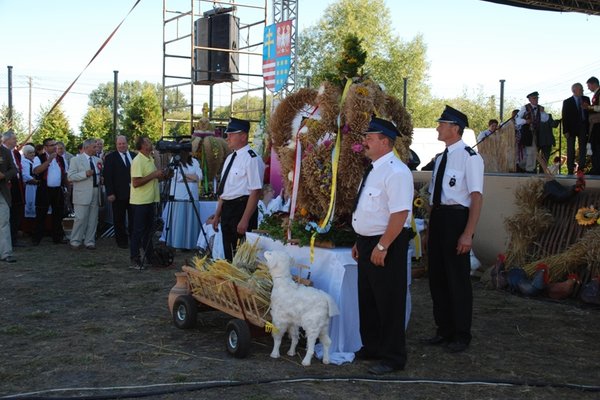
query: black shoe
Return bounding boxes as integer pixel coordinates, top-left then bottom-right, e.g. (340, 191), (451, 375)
(445, 341), (468, 353)
(368, 362), (403, 375)
(117, 243), (129, 249)
(12, 241), (27, 248)
(355, 348), (379, 361)
(1, 256), (17, 263)
(31, 240), (40, 246)
(420, 335), (450, 346)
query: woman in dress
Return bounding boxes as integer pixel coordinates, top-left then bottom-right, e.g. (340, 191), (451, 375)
(160, 150), (203, 249)
(20, 144), (38, 220)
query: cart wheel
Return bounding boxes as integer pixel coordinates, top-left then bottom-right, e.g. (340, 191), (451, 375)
(172, 295), (197, 329)
(225, 319), (251, 358)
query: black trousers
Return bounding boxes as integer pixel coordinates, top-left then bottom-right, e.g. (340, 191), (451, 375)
(589, 124), (600, 174)
(130, 203), (155, 261)
(221, 196), (257, 261)
(427, 206), (472, 344)
(33, 186), (64, 243)
(566, 132), (587, 174)
(356, 229), (409, 369)
(112, 198), (132, 247)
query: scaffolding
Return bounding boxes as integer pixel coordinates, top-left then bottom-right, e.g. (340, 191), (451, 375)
(162, 0), (268, 137)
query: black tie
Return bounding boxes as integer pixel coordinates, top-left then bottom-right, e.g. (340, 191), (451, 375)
(89, 157), (98, 187)
(352, 163), (373, 212)
(217, 151), (237, 196)
(122, 152), (130, 168)
(432, 148), (448, 207)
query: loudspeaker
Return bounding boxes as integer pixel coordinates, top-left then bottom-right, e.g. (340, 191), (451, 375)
(194, 14), (239, 84)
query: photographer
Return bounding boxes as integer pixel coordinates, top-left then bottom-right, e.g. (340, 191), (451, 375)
(129, 136), (165, 270)
(160, 146), (203, 250)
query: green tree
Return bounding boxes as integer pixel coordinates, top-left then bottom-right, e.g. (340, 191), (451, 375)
(121, 86), (162, 143)
(0, 105), (26, 141)
(32, 103), (74, 150)
(296, 0), (430, 118)
(80, 106), (113, 147)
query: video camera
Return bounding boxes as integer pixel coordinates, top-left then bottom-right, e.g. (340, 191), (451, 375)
(155, 136), (192, 154)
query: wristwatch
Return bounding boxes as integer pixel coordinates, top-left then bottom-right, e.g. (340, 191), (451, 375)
(376, 243), (387, 251)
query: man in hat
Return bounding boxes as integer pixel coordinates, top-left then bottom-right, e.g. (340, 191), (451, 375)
(212, 118), (264, 261)
(421, 105), (484, 354)
(103, 135), (136, 249)
(351, 116), (413, 375)
(515, 91), (549, 173)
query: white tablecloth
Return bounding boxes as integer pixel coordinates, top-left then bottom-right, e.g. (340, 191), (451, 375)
(246, 232), (362, 364)
(246, 232), (413, 365)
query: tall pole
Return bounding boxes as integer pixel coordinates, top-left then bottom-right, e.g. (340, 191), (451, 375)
(7, 66), (13, 129)
(28, 77), (32, 136)
(499, 79), (506, 121)
(113, 70), (119, 139)
(403, 77), (408, 108)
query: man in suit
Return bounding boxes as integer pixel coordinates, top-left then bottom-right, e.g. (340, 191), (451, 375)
(0, 138), (17, 262)
(562, 83), (589, 174)
(583, 76), (600, 174)
(67, 138), (102, 250)
(1, 130), (25, 246)
(103, 135), (136, 249)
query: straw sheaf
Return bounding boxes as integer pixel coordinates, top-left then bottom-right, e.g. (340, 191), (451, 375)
(316, 82), (341, 133)
(336, 131), (368, 216)
(504, 178), (553, 267)
(523, 226), (600, 281)
(384, 95), (413, 140)
(477, 121), (517, 173)
(344, 82), (374, 134)
(269, 88), (318, 149)
(202, 136), (229, 179)
(301, 144), (335, 217)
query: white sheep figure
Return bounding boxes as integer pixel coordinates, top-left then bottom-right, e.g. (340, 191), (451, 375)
(264, 250), (340, 366)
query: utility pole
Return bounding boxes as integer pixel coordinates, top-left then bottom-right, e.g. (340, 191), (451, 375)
(499, 79), (506, 121)
(28, 77), (32, 137)
(403, 77), (408, 108)
(7, 66), (13, 129)
(113, 70), (118, 139)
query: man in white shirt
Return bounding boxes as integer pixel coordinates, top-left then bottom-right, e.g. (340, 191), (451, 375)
(351, 117), (413, 375)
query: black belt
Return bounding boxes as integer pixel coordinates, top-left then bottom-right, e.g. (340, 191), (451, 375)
(433, 204), (468, 210)
(222, 195), (249, 204)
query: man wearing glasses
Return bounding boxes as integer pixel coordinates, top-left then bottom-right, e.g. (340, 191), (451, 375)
(32, 138), (67, 245)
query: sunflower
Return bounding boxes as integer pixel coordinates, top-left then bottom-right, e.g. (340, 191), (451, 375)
(575, 206), (600, 226)
(414, 197), (425, 208)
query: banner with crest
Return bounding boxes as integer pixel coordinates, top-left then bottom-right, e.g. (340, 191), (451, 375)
(263, 20), (292, 93)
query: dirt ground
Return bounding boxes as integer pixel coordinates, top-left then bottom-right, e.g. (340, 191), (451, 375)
(1, 236), (599, 400)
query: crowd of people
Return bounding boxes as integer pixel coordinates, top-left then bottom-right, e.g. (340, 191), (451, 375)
(477, 76), (600, 175)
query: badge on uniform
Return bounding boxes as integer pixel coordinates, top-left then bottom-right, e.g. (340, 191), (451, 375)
(449, 176), (456, 187)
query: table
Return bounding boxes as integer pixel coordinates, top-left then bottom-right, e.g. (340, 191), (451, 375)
(246, 232), (361, 364)
(246, 232), (413, 365)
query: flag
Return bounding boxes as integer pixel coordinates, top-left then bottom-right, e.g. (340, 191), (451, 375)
(263, 20), (292, 93)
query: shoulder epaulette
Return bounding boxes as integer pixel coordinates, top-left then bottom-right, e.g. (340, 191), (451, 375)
(248, 149), (257, 158)
(464, 146), (476, 156)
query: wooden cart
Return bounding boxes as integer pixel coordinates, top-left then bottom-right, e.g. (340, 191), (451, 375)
(170, 266), (270, 358)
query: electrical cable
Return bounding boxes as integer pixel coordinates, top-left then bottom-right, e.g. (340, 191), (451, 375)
(3, 374), (599, 399)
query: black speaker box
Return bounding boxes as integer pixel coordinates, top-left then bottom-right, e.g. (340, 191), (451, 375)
(194, 14), (239, 84)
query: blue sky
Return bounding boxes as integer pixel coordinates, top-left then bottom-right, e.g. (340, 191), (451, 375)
(2, 0), (600, 132)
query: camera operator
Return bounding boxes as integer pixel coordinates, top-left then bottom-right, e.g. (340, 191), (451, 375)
(129, 136), (165, 270)
(159, 146), (203, 250)
(212, 118), (264, 261)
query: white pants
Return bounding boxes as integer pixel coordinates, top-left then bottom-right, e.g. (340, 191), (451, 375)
(70, 188), (99, 247)
(0, 195), (12, 258)
(523, 144), (538, 172)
